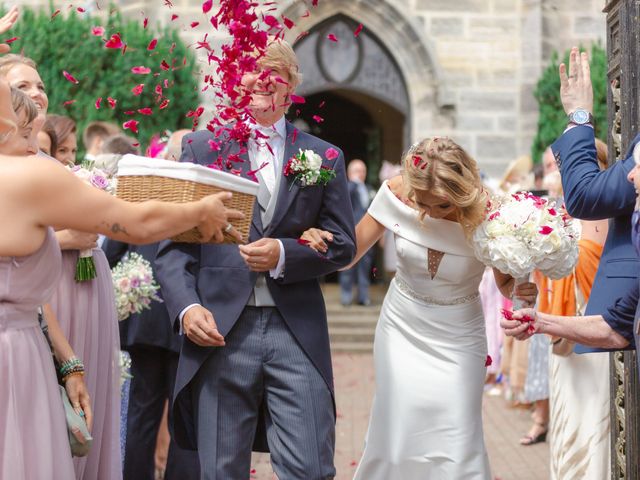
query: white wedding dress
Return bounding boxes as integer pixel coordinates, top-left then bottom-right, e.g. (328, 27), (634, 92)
(354, 182), (492, 479)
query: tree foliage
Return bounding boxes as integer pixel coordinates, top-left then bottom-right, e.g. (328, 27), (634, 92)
(6, 5), (200, 157)
(531, 44), (607, 163)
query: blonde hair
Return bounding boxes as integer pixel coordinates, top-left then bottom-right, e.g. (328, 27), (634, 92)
(402, 137), (487, 239)
(260, 37), (302, 90)
(0, 54), (38, 78)
(10, 87), (37, 128)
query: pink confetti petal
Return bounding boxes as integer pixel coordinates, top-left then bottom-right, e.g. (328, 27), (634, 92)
(62, 99), (76, 106)
(202, 0), (213, 13)
(4, 36), (19, 44)
(138, 107), (153, 115)
(190, 21), (200, 28)
(95, 97), (102, 109)
(325, 147), (339, 160)
(62, 70), (79, 84)
(147, 38), (158, 51)
(107, 97), (117, 109)
(131, 66), (151, 74)
(282, 16), (294, 29)
(290, 94), (305, 104)
(132, 84), (144, 96)
(91, 26), (105, 36)
(104, 33), (124, 49)
(485, 355), (492, 367)
(312, 115), (324, 123)
(123, 119), (139, 134)
(354, 24), (363, 37)
(539, 226), (553, 235)
(327, 33), (338, 42)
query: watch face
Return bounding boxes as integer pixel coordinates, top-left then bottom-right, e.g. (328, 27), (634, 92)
(572, 110), (589, 124)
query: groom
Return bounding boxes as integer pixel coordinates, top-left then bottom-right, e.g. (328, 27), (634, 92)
(155, 38), (356, 479)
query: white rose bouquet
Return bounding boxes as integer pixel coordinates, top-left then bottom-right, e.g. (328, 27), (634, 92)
(69, 165), (116, 281)
(473, 192), (579, 303)
(283, 149), (336, 187)
(111, 252), (162, 322)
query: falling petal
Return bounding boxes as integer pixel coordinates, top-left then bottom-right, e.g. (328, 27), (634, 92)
(147, 38), (158, 51)
(95, 97), (102, 109)
(485, 355), (492, 367)
(132, 84), (145, 96)
(160, 60), (170, 71)
(190, 21), (200, 28)
(131, 66), (151, 74)
(318, 101), (326, 108)
(312, 115), (324, 123)
(171, 14), (178, 21)
(123, 119), (139, 134)
(159, 99), (170, 109)
(51, 9), (61, 19)
(138, 107), (153, 115)
(62, 70), (79, 84)
(105, 33), (124, 49)
(354, 24), (363, 37)
(290, 94), (305, 104)
(91, 26), (105, 36)
(4, 37), (19, 44)
(107, 97), (117, 109)
(325, 148), (339, 160)
(327, 33), (338, 42)
(143, 17), (149, 29)
(76, 7), (86, 12)
(62, 99), (76, 106)
(539, 226), (553, 235)
(202, 0), (213, 13)
(282, 16), (294, 29)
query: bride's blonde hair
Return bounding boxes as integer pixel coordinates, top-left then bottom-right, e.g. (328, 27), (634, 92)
(402, 137), (487, 239)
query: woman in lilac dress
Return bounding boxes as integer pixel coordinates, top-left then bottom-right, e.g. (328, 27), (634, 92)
(0, 54), (121, 479)
(0, 77), (242, 480)
(46, 113), (123, 480)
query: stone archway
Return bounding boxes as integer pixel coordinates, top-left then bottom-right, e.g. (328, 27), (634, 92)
(280, 0), (451, 149)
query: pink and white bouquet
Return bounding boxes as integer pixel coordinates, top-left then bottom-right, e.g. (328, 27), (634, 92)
(473, 192), (579, 282)
(69, 165), (115, 281)
(111, 252), (162, 321)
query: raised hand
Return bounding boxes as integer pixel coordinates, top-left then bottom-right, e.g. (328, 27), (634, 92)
(197, 192), (244, 243)
(183, 305), (225, 347)
(559, 46), (593, 115)
(0, 6), (19, 54)
(300, 227), (333, 253)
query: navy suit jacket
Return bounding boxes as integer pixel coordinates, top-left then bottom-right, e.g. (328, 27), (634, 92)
(102, 240), (181, 353)
(552, 126), (640, 353)
(155, 122), (356, 450)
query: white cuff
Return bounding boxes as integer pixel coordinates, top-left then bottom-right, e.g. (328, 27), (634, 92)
(563, 123), (594, 133)
(269, 239), (285, 279)
(178, 303), (200, 335)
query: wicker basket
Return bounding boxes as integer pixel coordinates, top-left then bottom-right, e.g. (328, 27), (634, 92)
(116, 155), (257, 244)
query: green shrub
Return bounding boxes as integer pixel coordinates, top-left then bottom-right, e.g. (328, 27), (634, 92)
(6, 5), (199, 158)
(531, 44), (607, 163)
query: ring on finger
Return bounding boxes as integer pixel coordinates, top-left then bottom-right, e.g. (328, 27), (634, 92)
(224, 223), (233, 233)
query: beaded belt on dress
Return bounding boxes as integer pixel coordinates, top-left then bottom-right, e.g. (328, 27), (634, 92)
(394, 277), (479, 306)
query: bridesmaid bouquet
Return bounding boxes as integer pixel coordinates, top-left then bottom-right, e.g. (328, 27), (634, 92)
(69, 165), (115, 281)
(473, 192), (579, 298)
(111, 252), (162, 321)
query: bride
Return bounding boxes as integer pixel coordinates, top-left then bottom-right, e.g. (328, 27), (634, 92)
(302, 137), (537, 478)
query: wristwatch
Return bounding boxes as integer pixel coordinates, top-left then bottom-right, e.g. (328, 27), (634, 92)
(568, 108), (594, 126)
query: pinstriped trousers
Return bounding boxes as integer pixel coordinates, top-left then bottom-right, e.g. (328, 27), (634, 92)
(191, 306), (336, 480)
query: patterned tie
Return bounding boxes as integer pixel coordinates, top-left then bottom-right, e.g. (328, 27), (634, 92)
(254, 126), (280, 222)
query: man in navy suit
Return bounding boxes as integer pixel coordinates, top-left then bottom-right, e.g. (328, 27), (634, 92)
(155, 38), (355, 479)
(102, 240), (200, 480)
(339, 159), (375, 306)
(502, 48), (639, 370)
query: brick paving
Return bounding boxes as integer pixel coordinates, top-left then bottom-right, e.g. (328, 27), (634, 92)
(251, 285), (550, 479)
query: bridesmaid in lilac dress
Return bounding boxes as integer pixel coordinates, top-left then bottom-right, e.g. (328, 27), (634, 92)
(46, 114), (123, 479)
(0, 229), (76, 479)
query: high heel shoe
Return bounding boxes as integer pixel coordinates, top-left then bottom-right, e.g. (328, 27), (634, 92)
(519, 422), (548, 446)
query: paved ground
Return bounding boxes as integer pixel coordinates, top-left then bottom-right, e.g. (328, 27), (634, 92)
(250, 284), (550, 479)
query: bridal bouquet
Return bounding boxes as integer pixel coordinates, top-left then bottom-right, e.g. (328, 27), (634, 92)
(473, 192), (579, 284)
(69, 165), (115, 281)
(111, 252), (162, 321)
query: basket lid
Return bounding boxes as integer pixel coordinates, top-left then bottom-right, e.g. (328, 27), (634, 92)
(116, 154), (259, 196)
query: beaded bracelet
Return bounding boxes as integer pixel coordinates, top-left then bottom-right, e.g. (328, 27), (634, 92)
(62, 370), (85, 383)
(59, 357), (84, 378)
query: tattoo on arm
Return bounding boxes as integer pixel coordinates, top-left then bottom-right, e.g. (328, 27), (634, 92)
(110, 223), (129, 236)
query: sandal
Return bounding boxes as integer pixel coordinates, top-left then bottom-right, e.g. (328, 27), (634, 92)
(520, 422), (548, 446)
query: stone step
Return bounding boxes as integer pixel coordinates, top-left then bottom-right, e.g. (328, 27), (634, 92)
(329, 326), (376, 344)
(330, 341), (373, 353)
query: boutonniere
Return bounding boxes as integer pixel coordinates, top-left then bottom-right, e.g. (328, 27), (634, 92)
(284, 149), (336, 188)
